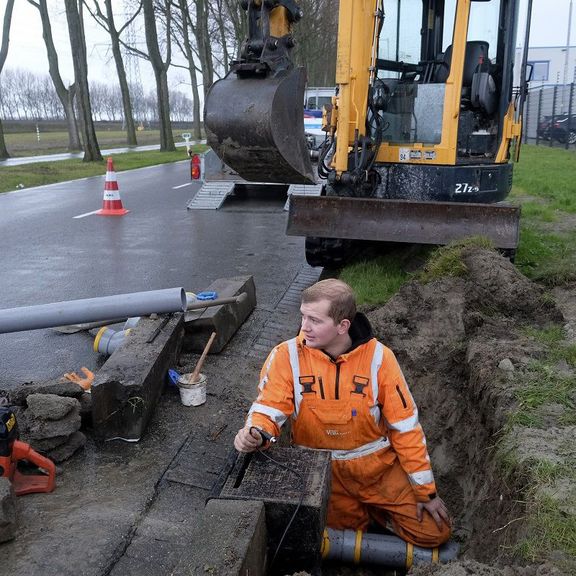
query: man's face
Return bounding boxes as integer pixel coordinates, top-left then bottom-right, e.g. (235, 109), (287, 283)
(300, 299), (343, 350)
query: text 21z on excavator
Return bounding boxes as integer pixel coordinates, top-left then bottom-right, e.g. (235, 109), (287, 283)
(205, 0), (533, 267)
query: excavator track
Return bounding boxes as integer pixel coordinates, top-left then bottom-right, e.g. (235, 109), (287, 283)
(305, 237), (353, 268)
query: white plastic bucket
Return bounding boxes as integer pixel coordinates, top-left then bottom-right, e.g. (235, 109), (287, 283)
(177, 373), (207, 407)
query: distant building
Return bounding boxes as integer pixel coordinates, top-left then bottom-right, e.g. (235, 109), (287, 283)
(516, 45), (576, 87)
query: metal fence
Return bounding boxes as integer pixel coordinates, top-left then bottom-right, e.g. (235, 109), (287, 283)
(523, 83), (576, 148)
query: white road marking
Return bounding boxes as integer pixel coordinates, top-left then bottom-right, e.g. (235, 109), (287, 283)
(73, 210), (100, 219)
(173, 182), (192, 189)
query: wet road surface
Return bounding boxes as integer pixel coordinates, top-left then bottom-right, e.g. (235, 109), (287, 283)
(0, 161), (305, 384)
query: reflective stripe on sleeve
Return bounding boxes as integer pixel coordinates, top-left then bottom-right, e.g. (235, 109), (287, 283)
(388, 411), (420, 433)
(258, 346), (279, 390)
(370, 342), (384, 425)
(248, 403), (287, 427)
(408, 469), (435, 486)
(288, 338), (302, 416)
(295, 436), (390, 461)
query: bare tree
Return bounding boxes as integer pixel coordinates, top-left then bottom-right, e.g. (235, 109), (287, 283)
(0, 0), (15, 159)
(191, 0), (214, 90)
(84, 0), (141, 145)
(293, 0), (337, 86)
(170, 0), (202, 138)
(142, 0), (175, 151)
(27, 0), (82, 150)
(64, 0), (102, 161)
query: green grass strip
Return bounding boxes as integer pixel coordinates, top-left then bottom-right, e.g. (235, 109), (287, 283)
(0, 146), (207, 194)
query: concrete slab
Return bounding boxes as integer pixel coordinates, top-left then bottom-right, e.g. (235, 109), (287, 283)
(171, 499), (267, 576)
(92, 313), (184, 442)
(217, 448), (331, 572)
(184, 276), (256, 353)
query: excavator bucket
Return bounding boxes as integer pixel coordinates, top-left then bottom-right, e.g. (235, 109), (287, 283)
(204, 67), (315, 185)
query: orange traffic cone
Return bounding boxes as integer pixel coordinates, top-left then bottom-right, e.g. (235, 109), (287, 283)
(97, 157), (129, 216)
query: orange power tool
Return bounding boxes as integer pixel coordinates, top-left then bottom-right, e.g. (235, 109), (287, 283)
(0, 406), (56, 496)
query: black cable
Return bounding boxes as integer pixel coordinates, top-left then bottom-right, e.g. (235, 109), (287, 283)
(255, 447), (306, 570)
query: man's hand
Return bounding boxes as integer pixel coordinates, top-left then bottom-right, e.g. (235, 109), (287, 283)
(417, 497), (451, 529)
(234, 426), (264, 453)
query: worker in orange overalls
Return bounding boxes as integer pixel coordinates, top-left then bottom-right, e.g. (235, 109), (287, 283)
(235, 278), (451, 547)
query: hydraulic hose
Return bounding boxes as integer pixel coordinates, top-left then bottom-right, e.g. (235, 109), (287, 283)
(321, 529), (459, 569)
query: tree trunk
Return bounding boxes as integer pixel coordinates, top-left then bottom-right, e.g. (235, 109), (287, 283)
(0, 0), (15, 159)
(178, 0), (202, 139)
(142, 0), (175, 151)
(194, 0), (213, 90)
(104, 0), (137, 146)
(28, 0), (81, 151)
(64, 0), (102, 161)
(65, 85), (81, 149)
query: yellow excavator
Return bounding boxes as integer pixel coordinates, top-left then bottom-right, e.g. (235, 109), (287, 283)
(205, 0), (533, 266)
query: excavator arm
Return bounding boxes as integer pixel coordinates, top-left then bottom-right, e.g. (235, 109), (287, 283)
(204, 0), (315, 184)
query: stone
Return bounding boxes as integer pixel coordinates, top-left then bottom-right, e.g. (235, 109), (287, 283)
(498, 358), (515, 372)
(31, 435), (70, 452)
(184, 276), (256, 354)
(5, 380), (84, 407)
(45, 431), (87, 463)
(26, 394), (79, 421)
(0, 477), (17, 543)
(27, 405), (81, 440)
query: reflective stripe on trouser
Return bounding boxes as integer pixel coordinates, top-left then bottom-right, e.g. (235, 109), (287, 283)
(327, 452), (451, 548)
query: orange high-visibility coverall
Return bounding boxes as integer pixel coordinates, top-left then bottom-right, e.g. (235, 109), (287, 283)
(246, 317), (450, 548)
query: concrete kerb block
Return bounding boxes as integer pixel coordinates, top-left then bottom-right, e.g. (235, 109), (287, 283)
(92, 313), (184, 442)
(0, 477), (17, 543)
(184, 275), (256, 353)
(171, 499), (267, 576)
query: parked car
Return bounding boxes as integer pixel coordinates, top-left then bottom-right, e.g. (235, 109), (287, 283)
(303, 87), (335, 157)
(537, 114), (576, 145)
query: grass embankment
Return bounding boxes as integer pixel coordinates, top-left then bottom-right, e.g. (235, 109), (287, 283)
(339, 145), (576, 569)
(512, 145), (576, 286)
(0, 145), (207, 194)
(3, 129), (200, 157)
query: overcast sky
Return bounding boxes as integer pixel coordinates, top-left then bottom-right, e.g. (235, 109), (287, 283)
(3, 0), (575, 88)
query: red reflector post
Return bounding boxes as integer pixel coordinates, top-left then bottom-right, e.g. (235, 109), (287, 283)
(191, 154), (201, 180)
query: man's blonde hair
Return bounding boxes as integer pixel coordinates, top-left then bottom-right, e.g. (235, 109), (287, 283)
(301, 279), (357, 323)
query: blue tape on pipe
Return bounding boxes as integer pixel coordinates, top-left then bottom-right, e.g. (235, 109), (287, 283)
(196, 291), (218, 301)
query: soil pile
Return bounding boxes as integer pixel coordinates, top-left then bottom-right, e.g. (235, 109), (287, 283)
(364, 247), (573, 575)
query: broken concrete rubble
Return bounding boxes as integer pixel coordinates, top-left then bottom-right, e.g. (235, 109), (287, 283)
(0, 477), (17, 543)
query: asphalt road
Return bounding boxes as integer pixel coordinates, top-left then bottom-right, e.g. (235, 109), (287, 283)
(0, 161), (305, 385)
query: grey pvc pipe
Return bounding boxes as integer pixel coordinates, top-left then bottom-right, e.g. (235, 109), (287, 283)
(0, 288), (187, 334)
(323, 529), (459, 568)
(94, 328), (131, 356)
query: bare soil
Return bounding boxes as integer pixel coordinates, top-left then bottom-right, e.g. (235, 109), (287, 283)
(364, 248), (574, 575)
